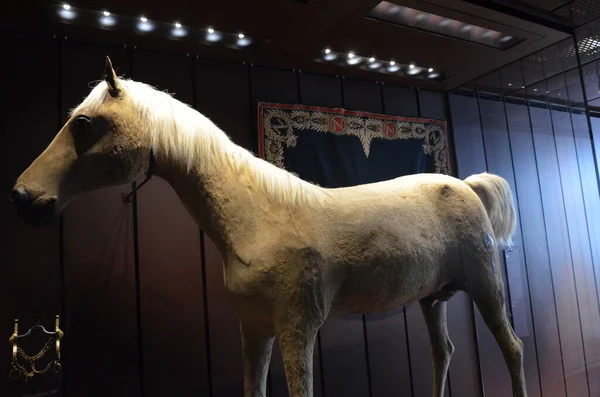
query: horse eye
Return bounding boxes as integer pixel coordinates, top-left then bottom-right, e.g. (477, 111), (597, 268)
(74, 115), (93, 129)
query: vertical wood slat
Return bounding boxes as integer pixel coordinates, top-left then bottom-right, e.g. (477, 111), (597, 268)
(366, 83), (414, 397)
(131, 50), (210, 397)
(489, 100), (542, 397)
(450, 93), (517, 397)
(60, 40), (141, 397)
(505, 101), (563, 397)
(194, 57), (252, 397)
(420, 89), (482, 397)
(406, 89), (450, 397)
(553, 107), (600, 397)
(531, 105), (589, 397)
(0, 33), (61, 397)
(569, 112), (600, 396)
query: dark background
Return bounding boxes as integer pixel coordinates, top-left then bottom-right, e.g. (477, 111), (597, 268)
(2, 20), (600, 397)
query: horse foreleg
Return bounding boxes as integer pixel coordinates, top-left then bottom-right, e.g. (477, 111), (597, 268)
(240, 321), (275, 397)
(420, 299), (454, 397)
(278, 325), (318, 397)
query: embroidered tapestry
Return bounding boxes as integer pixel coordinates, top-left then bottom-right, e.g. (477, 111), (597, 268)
(258, 103), (450, 188)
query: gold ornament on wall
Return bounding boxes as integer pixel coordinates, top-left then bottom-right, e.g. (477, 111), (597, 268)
(8, 315), (63, 381)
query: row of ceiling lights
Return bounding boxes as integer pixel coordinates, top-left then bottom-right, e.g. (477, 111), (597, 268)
(506, 82), (553, 94)
(58, 4), (251, 46)
(322, 48), (439, 79)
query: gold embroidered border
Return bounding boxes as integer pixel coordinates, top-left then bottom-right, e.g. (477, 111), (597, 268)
(261, 107), (448, 175)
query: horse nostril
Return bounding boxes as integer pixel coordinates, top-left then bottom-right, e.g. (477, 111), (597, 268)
(10, 186), (31, 207)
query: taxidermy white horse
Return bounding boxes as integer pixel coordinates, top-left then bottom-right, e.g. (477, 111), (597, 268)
(11, 57), (527, 397)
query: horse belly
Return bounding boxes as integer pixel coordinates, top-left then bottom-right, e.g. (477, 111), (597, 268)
(331, 254), (446, 315)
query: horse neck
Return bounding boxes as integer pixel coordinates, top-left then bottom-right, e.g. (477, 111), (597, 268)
(152, 142), (271, 257)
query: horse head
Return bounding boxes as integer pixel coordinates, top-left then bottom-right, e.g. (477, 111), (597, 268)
(11, 57), (150, 226)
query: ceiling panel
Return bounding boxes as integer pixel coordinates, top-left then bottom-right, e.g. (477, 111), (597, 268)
(4, 0), (571, 91)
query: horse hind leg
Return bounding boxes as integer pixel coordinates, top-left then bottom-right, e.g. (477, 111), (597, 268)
(419, 298), (454, 397)
(466, 249), (527, 397)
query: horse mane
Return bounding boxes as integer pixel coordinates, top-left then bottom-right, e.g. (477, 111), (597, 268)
(71, 79), (327, 206)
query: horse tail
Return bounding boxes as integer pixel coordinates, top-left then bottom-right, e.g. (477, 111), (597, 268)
(464, 172), (517, 246)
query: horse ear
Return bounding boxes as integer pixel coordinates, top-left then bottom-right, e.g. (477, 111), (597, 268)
(103, 56), (122, 97)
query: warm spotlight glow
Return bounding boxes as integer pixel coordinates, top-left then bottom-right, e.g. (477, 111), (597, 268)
(369, 57), (375, 63)
(238, 33), (245, 39)
(63, 3), (70, 10)
(428, 67), (433, 72)
(103, 11), (110, 16)
(207, 27), (214, 34)
(324, 48), (331, 54)
(175, 22), (182, 28)
(390, 60), (395, 66)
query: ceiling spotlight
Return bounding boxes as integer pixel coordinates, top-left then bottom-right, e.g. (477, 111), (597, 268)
(409, 64), (415, 69)
(348, 51), (355, 58)
(390, 60), (395, 66)
(325, 48), (331, 54)
(428, 67), (433, 73)
(521, 85), (525, 89)
(557, 93), (562, 96)
(237, 35), (251, 47)
(206, 30), (222, 42)
(546, 90), (550, 94)
(408, 66), (421, 75)
(508, 83), (512, 86)
(58, 4), (76, 19)
(387, 64), (400, 72)
(533, 88), (538, 92)
(100, 12), (116, 26)
(368, 61), (381, 69)
(172, 23), (187, 37)
(500, 35), (513, 42)
(137, 17), (154, 32)
(369, 57), (375, 63)
(428, 72), (440, 79)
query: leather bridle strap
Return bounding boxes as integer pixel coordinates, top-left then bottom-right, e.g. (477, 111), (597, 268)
(122, 149), (155, 202)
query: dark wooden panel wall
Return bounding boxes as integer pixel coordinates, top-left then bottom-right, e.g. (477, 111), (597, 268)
(3, 29), (599, 397)
(450, 91), (600, 397)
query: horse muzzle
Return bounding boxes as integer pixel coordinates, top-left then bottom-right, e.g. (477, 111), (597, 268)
(10, 185), (58, 227)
